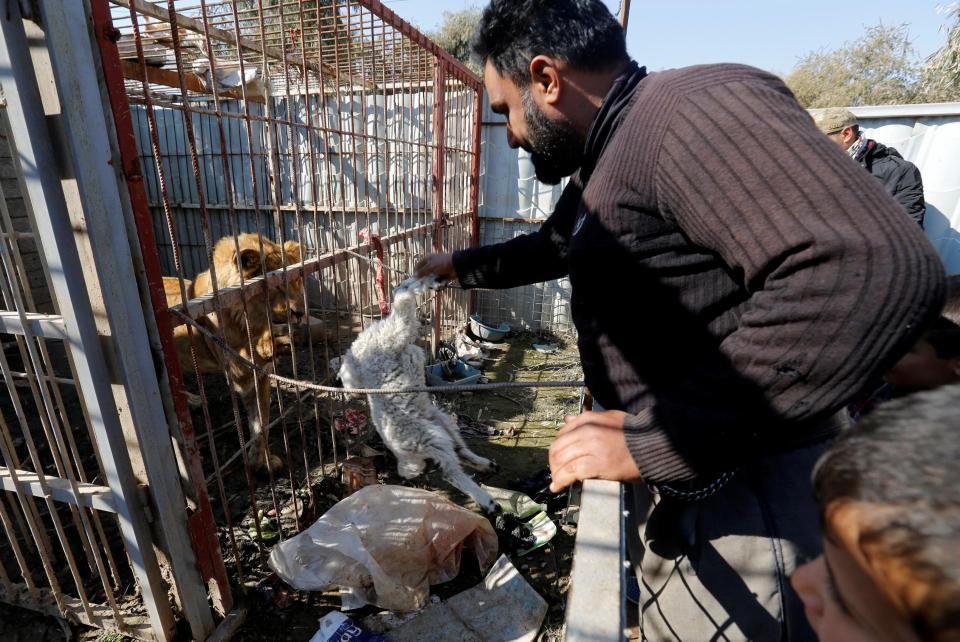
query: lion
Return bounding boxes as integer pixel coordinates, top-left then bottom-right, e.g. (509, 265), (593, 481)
(163, 233), (306, 472)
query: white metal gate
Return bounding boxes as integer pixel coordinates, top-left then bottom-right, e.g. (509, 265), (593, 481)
(0, 2), (216, 639)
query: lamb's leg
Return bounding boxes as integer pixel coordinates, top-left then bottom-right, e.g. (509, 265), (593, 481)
(415, 430), (498, 513)
(431, 448), (499, 514)
(428, 406), (499, 473)
(397, 456), (426, 479)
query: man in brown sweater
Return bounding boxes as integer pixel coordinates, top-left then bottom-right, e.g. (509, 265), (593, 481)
(415, 1), (946, 638)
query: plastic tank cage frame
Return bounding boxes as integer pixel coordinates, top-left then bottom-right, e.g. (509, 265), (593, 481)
(0, 0), (483, 639)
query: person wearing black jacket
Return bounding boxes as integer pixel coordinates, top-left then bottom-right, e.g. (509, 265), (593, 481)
(814, 107), (926, 227)
(414, 1), (945, 639)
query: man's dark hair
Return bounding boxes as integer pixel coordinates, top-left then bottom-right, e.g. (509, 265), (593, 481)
(924, 275), (960, 359)
(813, 384), (960, 641)
(942, 274), (960, 326)
(925, 317), (960, 359)
(471, 0), (628, 85)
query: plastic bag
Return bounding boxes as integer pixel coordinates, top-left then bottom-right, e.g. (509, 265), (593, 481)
(268, 485), (498, 611)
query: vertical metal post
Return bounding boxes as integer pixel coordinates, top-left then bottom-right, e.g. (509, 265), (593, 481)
(0, 4), (174, 640)
(40, 2), (221, 636)
(468, 85), (483, 315)
(431, 59), (447, 350)
(89, 0), (233, 619)
(619, 0), (632, 30)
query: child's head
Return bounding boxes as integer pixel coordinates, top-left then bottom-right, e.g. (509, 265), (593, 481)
(885, 275), (960, 391)
(791, 385), (960, 642)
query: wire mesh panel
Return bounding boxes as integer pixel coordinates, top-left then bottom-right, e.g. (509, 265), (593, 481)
(0, 115), (155, 639)
(96, 0), (482, 602)
(0, 8), (186, 631)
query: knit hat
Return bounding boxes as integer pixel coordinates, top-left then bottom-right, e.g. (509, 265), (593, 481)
(813, 108), (858, 135)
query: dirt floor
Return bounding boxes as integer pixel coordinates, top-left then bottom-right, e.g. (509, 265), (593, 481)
(227, 329), (584, 642)
(0, 329), (584, 642)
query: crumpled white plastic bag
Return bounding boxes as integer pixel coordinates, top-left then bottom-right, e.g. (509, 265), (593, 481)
(268, 485), (498, 611)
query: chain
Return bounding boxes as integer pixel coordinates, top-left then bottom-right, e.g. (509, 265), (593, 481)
(648, 469), (738, 502)
(170, 308), (584, 395)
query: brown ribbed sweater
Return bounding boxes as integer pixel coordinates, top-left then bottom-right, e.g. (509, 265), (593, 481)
(454, 63), (945, 483)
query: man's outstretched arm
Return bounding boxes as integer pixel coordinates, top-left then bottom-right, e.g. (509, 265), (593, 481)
(415, 177), (581, 289)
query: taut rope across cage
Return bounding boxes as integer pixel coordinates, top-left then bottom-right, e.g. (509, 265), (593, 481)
(171, 308), (585, 395)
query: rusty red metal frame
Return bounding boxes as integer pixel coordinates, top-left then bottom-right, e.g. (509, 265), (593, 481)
(357, 0), (482, 92)
(91, 0), (233, 615)
(91, 0), (482, 627)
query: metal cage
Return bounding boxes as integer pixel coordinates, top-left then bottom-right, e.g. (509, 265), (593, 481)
(0, 0), (483, 639)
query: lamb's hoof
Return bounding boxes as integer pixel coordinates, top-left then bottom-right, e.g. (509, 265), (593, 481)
(482, 500), (502, 516)
(488, 460), (501, 474)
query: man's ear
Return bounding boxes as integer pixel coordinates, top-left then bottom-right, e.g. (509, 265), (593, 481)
(842, 126), (857, 146)
(949, 356), (960, 379)
(529, 55), (561, 106)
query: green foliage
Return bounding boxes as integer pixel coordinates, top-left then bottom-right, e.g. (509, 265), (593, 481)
(428, 8), (483, 74)
(785, 24), (926, 108)
(922, 3), (960, 101)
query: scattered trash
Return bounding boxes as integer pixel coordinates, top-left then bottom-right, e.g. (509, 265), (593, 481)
(361, 610), (419, 634)
(532, 342), (559, 354)
(334, 409), (369, 436)
(425, 359), (483, 386)
(384, 555), (547, 642)
(268, 485), (498, 611)
(191, 57), (268, 98)
(485, 485), (557, 555)
(481, 485), (547, 520)
(341, 456), (378, 497)
(248, 510), (279, 544)
(517, 511), (557, 557)
(458, 415), (500, 438)
(310, 611), (385, 642)
(453, 324), (507, 367)
(507, 469), (552, 497)
(493, 512), (538, 553)
(507, 468), (569, 513)
(469, 315), (511, 342)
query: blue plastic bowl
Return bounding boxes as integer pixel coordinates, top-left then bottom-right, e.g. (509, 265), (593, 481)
(469, 315), (510, 342)
(425, 360), (483, 386)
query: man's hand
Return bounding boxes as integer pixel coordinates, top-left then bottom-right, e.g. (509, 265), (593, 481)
(549, 410), (642, 492)
(414, 253), (457, 281)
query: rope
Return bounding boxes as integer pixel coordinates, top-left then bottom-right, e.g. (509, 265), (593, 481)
(170, 308), (584, 395)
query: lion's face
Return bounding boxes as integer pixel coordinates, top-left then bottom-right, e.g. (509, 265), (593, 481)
(228, 234), (306, 325)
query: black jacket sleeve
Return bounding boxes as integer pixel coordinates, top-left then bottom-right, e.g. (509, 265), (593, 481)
(451, 176), (581, 289)
(888, 160), (926, 228)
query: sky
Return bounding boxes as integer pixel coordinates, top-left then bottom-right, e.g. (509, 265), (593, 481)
(381, 0), (954, 75)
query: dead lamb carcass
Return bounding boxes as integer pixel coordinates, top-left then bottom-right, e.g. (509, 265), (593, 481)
(338, 276), (499, 513)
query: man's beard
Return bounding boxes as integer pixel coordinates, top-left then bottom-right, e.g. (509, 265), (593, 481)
(522, 88), (584, 185)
